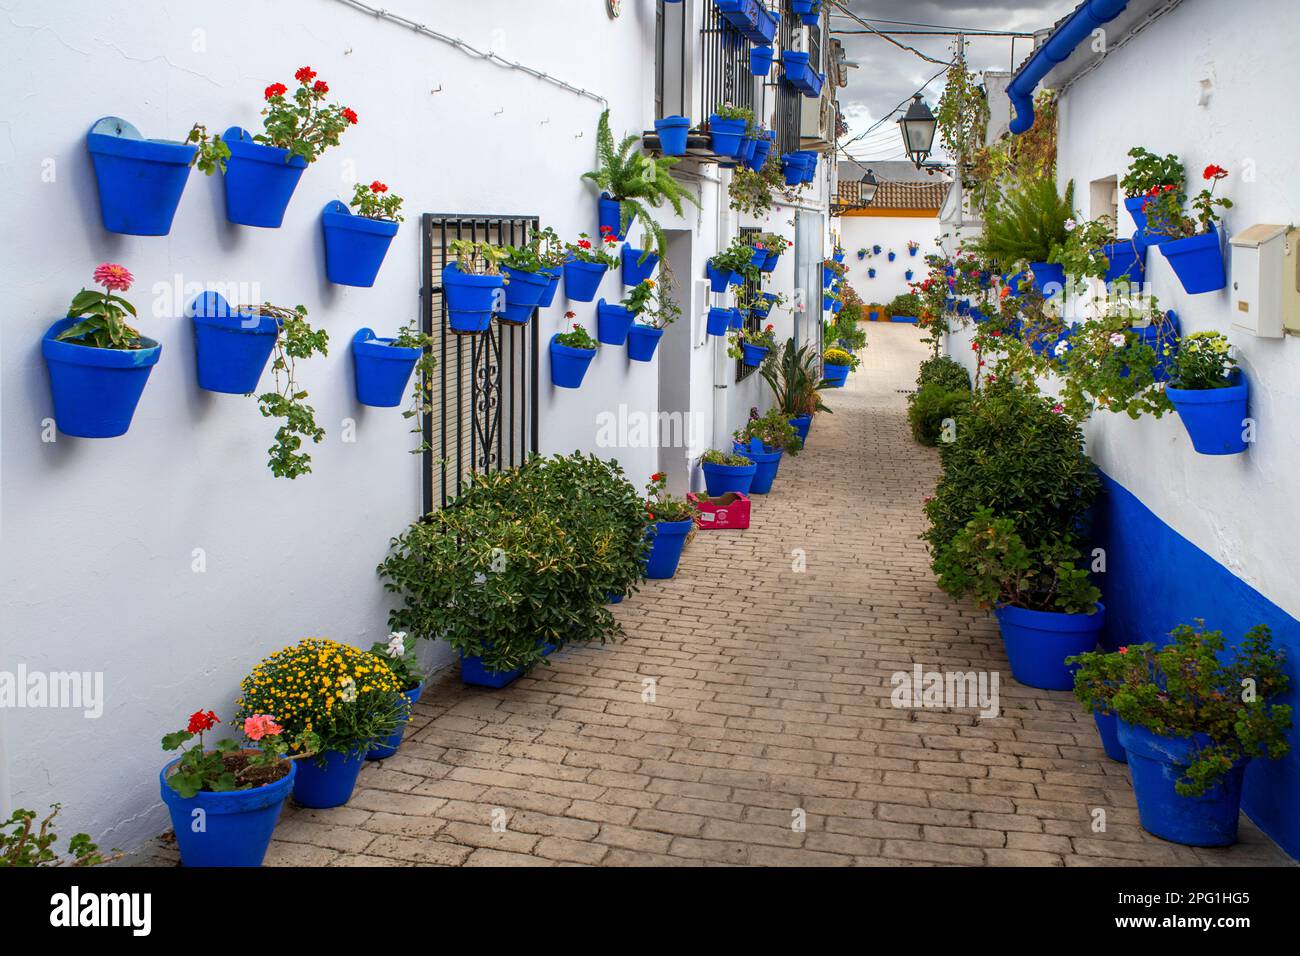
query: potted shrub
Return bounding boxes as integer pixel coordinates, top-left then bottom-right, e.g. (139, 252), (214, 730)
(159, 709), (315, 867)
(732, 407), (803, 494)
(709, 104), (751, 158)
(701, 448), (757, 496)
(380, 453), (648, 685)
(643, 471), (696, 579)
(1120, 146), (1185, 241)
(237, 638), (407, 809)
(584, 110), (699, 253)
(499, 241), (552, 325)
(761, 338), (832, 443)
(1078, 624), (1291, 847)
(977, 176), (1073, 297)
(86, 117), (228, 236)
(550, 318), (599, 388)
(727, 321), (777, 368)
(366, 632), (424, 760)
(224, 67), (357, 227)
(654, 115), (692, 157)
(1065, 646), (1131, 763)
(352, 320), (435, 411)
(1143, 164), (1233, 294)
(821, 347), (853, 387)
(444, 240), (508, 332)
(43, 263), (161, 438)
(1165, 330), (1248, 455)
(322, 180), (403, 287)
(624, 271), (680, 362)
(564, 232), (618, 302)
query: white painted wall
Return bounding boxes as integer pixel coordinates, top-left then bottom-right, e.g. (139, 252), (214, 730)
(838, 216), (940, 309)
(0, 0), (834, 851)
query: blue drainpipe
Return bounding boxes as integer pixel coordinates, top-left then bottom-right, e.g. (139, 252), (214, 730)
(1007, 0), (1129, 134)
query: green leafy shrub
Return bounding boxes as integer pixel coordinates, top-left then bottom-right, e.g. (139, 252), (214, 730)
(916, 355), (970, 392)
(1172, 330), (1236, 389)
(977, 176), (1075, 265)
(702, 449), (751, 466)
(761, 338), (832, 418)
(907, 384), (970, 447)
(2, 806), (117, 867)
(888, 291), (921, 316)
(735, 406), (803, 455)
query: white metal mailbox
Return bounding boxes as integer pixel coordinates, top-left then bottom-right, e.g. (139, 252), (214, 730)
(1228, 223), (1292, 338)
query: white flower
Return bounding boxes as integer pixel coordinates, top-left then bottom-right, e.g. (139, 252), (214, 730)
(1109, 332), (1127, 347)
(1054, 341), (1072, 357)
(386, 632), (407, 658)
(339, 676), (358, 703)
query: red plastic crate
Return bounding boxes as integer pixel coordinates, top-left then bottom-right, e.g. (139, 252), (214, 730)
(688, 492), (750, 530)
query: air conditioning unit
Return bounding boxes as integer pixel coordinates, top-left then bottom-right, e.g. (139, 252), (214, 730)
(800, 93), (835, 147)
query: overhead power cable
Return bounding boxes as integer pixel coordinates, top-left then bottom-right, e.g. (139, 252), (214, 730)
(823, 0), (954, 66)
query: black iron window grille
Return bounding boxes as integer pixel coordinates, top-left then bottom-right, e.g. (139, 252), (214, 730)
(700, 2), (757, 124)
(769, 0), (802, 155)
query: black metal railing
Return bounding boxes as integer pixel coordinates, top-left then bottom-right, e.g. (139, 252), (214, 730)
(700, 3), (756, 122)
(769, 0), (801, 155)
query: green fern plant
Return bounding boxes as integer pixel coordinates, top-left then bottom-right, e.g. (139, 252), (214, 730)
(582, 110), (700, 263)
(976, 176), (1075, 268)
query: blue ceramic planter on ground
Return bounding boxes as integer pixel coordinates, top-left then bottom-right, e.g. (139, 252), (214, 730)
(621, 245), (659, 285)
(644, 518), (693, 579)
(500, 266), (551, 324)
(789, 414), (812, 443)
(1166, 372), (1248, 455)
(536, 268), (562, 309)
(654, 115), (691, 156)
(1029, 261), (1067, 298)
(367, 683), (423, 760)
(43, 318), (161, 438)
(597, 299), (635, 345)
(187, 291), (278, 394)
(222, 127), (307, 228)
(822, 362), (850, 387)
(87, 117), (197, 236)
(995, 603), (1105, 691)
(732, 440), (782, 494)
(1160, 228), (1227, 294)
(321, 201), (399, 287)
(293, 749), (366, 809)
(563, 259), (608, 302)
(461, 654), (525, 688)
(443, 263), (503, 333)
(741, 343), (769, 367)
(1102, 240), (1146, 286)
(709, 116), (746, 157)
(160, 753), (294, 867)
(1094, 711), (1127, 763)
(598, 193), (627, 240)
(352, 329), (421, 407)
(1118, 718), (1245, 846)
(702, 459), (757, 496)
(627, 323), (664, 362)
(549, 334), (596, 388)
(707, 307), (732, 337)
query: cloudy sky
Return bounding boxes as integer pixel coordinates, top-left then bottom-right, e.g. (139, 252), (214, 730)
(829, 1), (1078, 162)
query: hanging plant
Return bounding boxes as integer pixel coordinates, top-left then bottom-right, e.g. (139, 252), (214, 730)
(392, 320), (437, 453)
(728, 153), (784, 218)
(252, 303), (329, 479)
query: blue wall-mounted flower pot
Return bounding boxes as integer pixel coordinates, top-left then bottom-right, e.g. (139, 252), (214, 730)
(1029, 261), (1067, 298)
(752, 292), (777, 317)
(780, 152), (805, 186)
(868, 268), (876, 278)
(995, 603), (1105, 691)
(644, 518), (693, 579)
(221, 126), (307, 228)
(654, 115), (691, 156)
(788, 414), (812, 443)
(793, 0), (819, 26)
(596, 299), (635, 346)
(737, 135), (758, 167)
(1102, 239), (1146, 285)
(707, 307), (732, 337)
(705, 259), (733, 292)
(741, 343), (769, 367)
(715, 0), (779, 44)
(563, 259), (607, 302)
(160, 753), (294, 867)
(621, 245), (659, 285)
(536, 267), (562, 309)
(708, 115), (746, 158)
(1124, 195), (1149, 241)
(729, 308), (744, 331)
(732, 439), (782, 493)
(760, 248), (781, 272)
(905, 270), (914, 281)
(367, 683), (423, 760)
(750, 44), (775, 76)
(887, 251), (896, 261)
(702, 459), (757, 497)
(352, 328), (421, 407)
(86, 116), (197, 236)
(321, 200), (399, 288)
(443, 262), (503, 332)
(500, 266), (551, 324)
(1094, 711), (1127, 763)
(627, 323), (664, 362)
(42, 317), (161, 438)
(549, 334), (596, 388)
(874, 245), (882, 255)
(187, 291), (278, 394)
(831, 300), (842, 314)
(781, 51), (810, 87)
(598, 193), (627, 240)
(822, 363), (850, 387)
(292, 749), (366, 809)
(1160, 227), (1227, 294)
(822, 264), (836, 288)
(909, 247), (918, 257)
(1118, 718), (1245, 846)
(1166, 371), (1248, 455)
(749, 132), (774, 171)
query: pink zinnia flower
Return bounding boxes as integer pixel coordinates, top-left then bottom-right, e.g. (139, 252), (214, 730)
(93, 262), (133, 293)
(243, 714), (283, 741)
(1051, 404), (1064, 414)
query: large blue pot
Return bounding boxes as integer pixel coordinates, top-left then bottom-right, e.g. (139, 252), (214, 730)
(500, 266), (551, 324)
(1029, 261), (1067, 298)
(188, 291), (278, 394)
(549, 334), (596, 388)
(221, 127), (307, 228)
(732, 440), (782, 494)
(822, 362), (850, 387)
(1118, 718), (1245, 846)
(706, 259), (734, 293)
(443, 263), (503, 333)
(321, 200), (399, 287)
(42, 318), (161, 438)
(292, 749), (366, 809)
(1094, 710), (1128, 763)
(741, 343), (770, 367)
(598, 193), (627, 240)
(1166, 371), (1248, 455)
(702, 459), (757, 496)
(1160, 228), (1227, 294)
(994, 603), (1105, 691)
(353, 328), (421, 407)
(596, 299), (635, 346)
(627, 323), (664, 362)
(87, 117), (197, 236)
(709, 116), (746, 157)
(160, 752), (295, 867)
(563, 259), (608, 302)
(654, 115), (691, 156)
(706, 307), (732, 337)
(536, 267), (562, 309)
(1102, 239), (1146, 286)
(644, 518), (693, 579)
(461, 653), (526, 688)
(788, 414), (811, 443)
(367, 683), (423, 760)
(621, 245), (659, 285)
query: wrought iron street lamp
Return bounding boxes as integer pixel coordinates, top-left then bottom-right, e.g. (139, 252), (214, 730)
(897, 94), (938, 170)
(859, 168), (878, 206)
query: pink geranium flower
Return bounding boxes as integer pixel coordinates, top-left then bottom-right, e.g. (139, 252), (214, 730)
(93, 262), (133, 293)
(242, 714), (284, 741)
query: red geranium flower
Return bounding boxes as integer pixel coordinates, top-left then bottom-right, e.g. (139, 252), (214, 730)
(651, 472), (665, 482)
(1204, 164), (1228, 180)
(295, 66), (317, 84)
(313, 80), (329, 94)
(577, 239), (591, 250)
(264, 82), (287, 100)
(342, 107), (359, 125)
(370, 181), (388, 193)
(187, 710), (219, 734)
(564, 311), (577, 319)
(1118, 646), (1129, 655)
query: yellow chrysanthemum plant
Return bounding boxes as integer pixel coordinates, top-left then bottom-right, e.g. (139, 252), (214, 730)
(236, 638), (409, 762)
